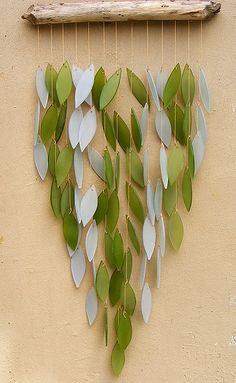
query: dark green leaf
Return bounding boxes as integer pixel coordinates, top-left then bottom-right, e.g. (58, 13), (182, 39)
(55, 145), (73, 187)
(94, 189), (108, 224)
(41, 104), (57, 144)
(126, 68), (149, 107)
(102, 110), (116, 151)
(109, 270), (123, 306)
(50, 177), (61, 217)
(182, 168), (192, 212)
(120, 282), (136, 316)
(45, 64), (59, 105)
(163, 181), (177, 216)
(96, 261), (110, 302)
(181, 63), (195, 105)
(121, 248), (132, 282)
(103, 148), (114, 190)
(131, 108), (142, 152)
(167, 143), (184, 185)
(115, 112), (131, 152)
(92, 66), (106, 110)
(48, 140), (60, 177)
(100, 68), (122, 110)
(117, 313), (132, 349)
(182, 103), (192, 145)
(55, 101), (67, 142)
(187, 137), (195, 179)
(63, 210), (78, 251)
(56, 61), (72, 105)
(168, 211), (184, 250)
(111, 342), (125, 376)
(112, 229), (124, 271)
(115, 152), (120, 192)
(126, 150), (144, 188)
(105, 231), (115, 268)
(60, 180), (74, 217)
(126, 216), (140, 255)
(163, 63), (181, 108)
(106, 190), (119, 233)
(168, 103), (185, 145)
(126, 182), (144, 224)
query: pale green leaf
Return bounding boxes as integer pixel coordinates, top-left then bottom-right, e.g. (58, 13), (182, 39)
(48, 140), (60, 176)
(182, 103), (192, 145)
(55, 101), (67, 142)
(112, 229), (124, 271)
(121, 248), (132, 282)
(163, 181), (177, 216)
(92, 66), (106, 110)
(168, 103), (185, 145)
(168, 211), (184, 250)
(100, 69), (121, 110)
(182, 168), (192, 212)
(102, 110), (116, 151)
(45, 64), (59, 105)
(181, 63), (195, 105)
(187, 137), (195, 178)
(111, 342), (125, 376)
(55, 145), (73, 187)
(41, 104), (57, 144)
(56, 61), (72, 105)
(105, 231), (115, 268)
(120, 282), (136, 316)
(163, 63), (181, 108)
(95, 261), (109, 302)
(126, 150), (144, 188)
(126, 182), (144, 224)
(106, 190), (119, 233)
(127, 68), (149, 107)
(61, 180), (74, 217)
(117, 313), (132, 349)
(50, 177), (61, 217)
(167, 143), (184, 185)
(131, 108), (142, 152)
(103, 148), (114, 190)
(126, 216), (140, 255)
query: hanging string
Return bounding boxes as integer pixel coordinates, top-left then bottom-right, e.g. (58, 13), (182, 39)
(146, 20), (151, 285)
(61, 24), (65, 63)
(87, 22), (91, 65)
(37, 25), (40, 64)
(187, 21), (191, 168)
(75, 23), (78, 63)
(161, 21), (164, 70)
(198, 20), (203, 103)
(174, 21), (177, 143)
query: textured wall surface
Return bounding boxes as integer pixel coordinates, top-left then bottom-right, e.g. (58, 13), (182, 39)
(0, 1), (235, 382)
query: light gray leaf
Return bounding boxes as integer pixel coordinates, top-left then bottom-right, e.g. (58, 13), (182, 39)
(34, 101), (40, 146)
(159, 214), (165, 257)
(140, 103), (148, 145)
(192, 132), (205, 175)
(141, 282), (152, 324)
(147, 69), (161, 111)
(74, 185), (82, 223)
(85, 220), (98, 262)
(75, 64), (94, 108)
(143, 216), (156, 261)
(156, 69), (168, 101)
(88, 147), (105, 181)
(195, 104), (207, 144)
(155, 110), (172, 148)
(160, 144), (168, 189)
(139, 253), (147, 290)
(69, 107), (83, 149)
(80, 185), (98, 226)
(79, 107), (97, 152)
(36, 67), (48, 109)
(199, 67), (211, 112)
(74, 146), (83, 189)
(147, 182), (155, 225)
(34, 141), (48, 180)
(71, 246), (86, 288)
(157, 246), (161, 289)
(85, 286), (98, 326)
(72, 64), (83, 87)
(154, 178), (162, 221)
(143, 144), (148, 186)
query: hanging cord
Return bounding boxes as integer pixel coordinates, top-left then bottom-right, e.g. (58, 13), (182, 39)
(145, 20), (150, 285)
(62, 24), (65, 63)
(198, 20), (203, 103)
(87, 22), (91, 65)
(75, 23), (78, 63)
(186, 21), (191, 168)
(174, 20), (178, 210)
(37, 25), (40, 64)
(160, 20), (164, 153)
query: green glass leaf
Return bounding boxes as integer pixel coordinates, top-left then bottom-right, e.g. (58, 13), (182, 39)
(103, 148), (114, 190)
(96, 261), (109, 302)
(92, 66), (106, 110)
(115, 112), (131, 152)
(113, 229), (124, 271)
(41, 104), (58, 144)
(182, 168), (192, 212)
(111, 342), (125, 376)
(48, 140), (60, 176)
(102, 110), (116, 151)
(131, 108), (142, 152)
(100, 68), (122, 110)
(45, 64), (59, 105)
(109, 269), (123, 306)
(163, 181), (177, 217)
(117, 313), (132, 350)
(126, 150), (145, 188)
(187, 138), (195, 178)
(105, 231), (115, 268)
(94, 189), (108, 225)
(182, 103), (192, 145)
(106, 190), (119, 233)
(63, 210), (78, 251)
(55, 101), (67, 142)
(167, 143), (184, 185)
(181, 63), (195, 105)
(163, 63), (181, 109)
(126, 216), (140, 255)
(50, 177), (61, 217)
(56, 61), (72, 105)
(61, 180), (74, 217)
(126, 68), (149, 107)
(168, 211), (184, 250)
(120, 282), (136, 316)
(55, 145), (73, 187)
(121, 248), (132, 282)
(115, 152), (120, 192)
(126, 182), (144, 224)
(168, 103), (185, 145)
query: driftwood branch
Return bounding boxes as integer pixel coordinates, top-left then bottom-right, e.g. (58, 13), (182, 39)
(22, 1), (221, 25)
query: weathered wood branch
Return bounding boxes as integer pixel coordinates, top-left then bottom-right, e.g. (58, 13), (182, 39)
(22, 1), (221, 25)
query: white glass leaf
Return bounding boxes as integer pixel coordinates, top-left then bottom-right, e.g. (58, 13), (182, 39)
(72, 64), (83, 87)
(160, 144), (168, 189)
(85, 286), (98, 326)
(92, 258), (96, 284)
(36, 67), (48, 109)
(34, 141), (48, 180)
(139, 253), (147, 290)
(192, 132), (205, 176)
(156, 69), (168, 101)
(140, 103), (148, 145)
(75, 64), (95, 108)
(85, 220), (98, 262)
(143, 217), (156, 261)
(159, 214), (165, 257)
(155, 110), (172, 148)
(199, 67), (211, 112)
(147, 182), (155, 225)
(143, 145), (148, 186)
(88, 147), (105, 181)
(74, 146), (83, 189)
(79, 107), (97, 152)
(34, 101), (40, 146)
(69, 107), (83, 149)
(154, 178), (162, 221)
(141, 282), (152, 324)
(80, 185), (98, 226)
(157, 246), (161, 289)
(74, 185), (82, 223)
(147, 69), (161, 111)
(71, 246), (86, 288)
(195, 104), (207, 144)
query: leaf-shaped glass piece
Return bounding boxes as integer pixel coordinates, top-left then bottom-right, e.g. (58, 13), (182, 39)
(159, 214), (165, 257)
(55, 145), (73, 187)
(168, 143), (184, 185)
(100, 68), (121, 110)
(163, 63), (181, 109)
(113, 229), (124, 271)
(139, 253), (147, 290)
(102, 110), (116, 151)
(50, 177), (61, 217)
(117, 313), (132, 349)
(157, 246), (161, 288)
(105, 231), (115, 268)
(143, 145), (148, 186)
(195, 104), (207, 144)
(74, 185), (81, 223)
(92, 66), (106, 110)
(71, 246), (86, 288)
(80, 185), (98, 226)
(115, 153), (120, 192)
(168, 103), (185, 145)
(120, 282), (136, 316)
(181, 64), (195, 105)
(48, 140), (59, 176)
(86, 220), (98, 262)
(147, 182), (155, 225)
(36, 67), (48, 109)
(121, 248), (132, 282)
(126, 216), (140, 255)
(63, 210), (78, 251)
(140, 103), (148, 145)
(164, 181), (177, 217)
(75, 64), (94, 108)
(168, 211), (184, 250)
(127, 150), (144, 188)
(79, 107), (97, 152)
(126, 182), (145, 224)
(71, 64), (83, 87)
(199, 67), (211, 112)
(94, 189), (108, 225)
(182, 103), (192, 145)
(155, 110), (172, 148)
(96, 261), (109, 302)
(127, 68), (149, 107)
(45, 64), (59, 105)
(182, 168), (192, 212)
(109, 269), (123, 306)
(56, 61), (72, 105)
(34, 101), (40, 146)
(69, 107), (83, 149)
(106, 190), (119, 233)
(141, 282), (152, 324)
(192, 132), (205, 175)
(34, 141), (48, 180)
(187, 138), (195, 178)
(88, 147), (105, 181)
(160, 144), (168, 189)
(147, 69), (161, 111)
(154, 178), (162, 221)
(61, 180), (74, 217)
(115, 112), (131, 152)
(111, 342), (125, 376)
(104, 148), (113, 190)
(131, 108), (142, 152)
(156, 69), (168, 101)
(74, 145), (83, 189)
(55, 101), (67, 142)
(85, 286), (98, 326)
(41, 104), (57, 144)
(143, 217), (156, 260)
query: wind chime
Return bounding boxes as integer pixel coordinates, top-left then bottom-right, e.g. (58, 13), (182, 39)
(23, 0), (221, 375)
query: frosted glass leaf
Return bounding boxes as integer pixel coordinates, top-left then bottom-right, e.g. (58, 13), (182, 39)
(88, 147), (105, 181)
(139, 253), (147, 290)
(80, 185), (98, 226)
(143, 217), (156, 260)
(167, 143), (184, 185)
(143, 145), (148, 186)
(36, 67), (48, 109)
(55, 146), (73, 187)
(157, 247), (161, 289)
(79, 107), (97, 152)
(85, 286), (98, 326)
(160, 144), (168, 189)
(33, 101), (40, 146)
(163, 63), (181, 109)
(140, 103), (148, 145)
(34, 141), (48, 180)
(199, 67), (211, 112)
(56, 62), (72, 105)
(159, 214), (165, 257)
(156, 69), (168, 101)
(74, 185), (81, 223)
(69, 107), (83, 149)
(147, 69), (161, 111)
(74, 146), (83, 189)
(100, 68), (121, 110)
(75, 64), (95, 108)
(155, 110), (172, 148)
(72, 64), (83, 87)
(85, 220), (98, 262)
(168, 211), (184, 250)
(154, 178), (162, 221)
(195, 104), (207, 144)
(141, 282), (152, 324)
(192, 132), (205, 175)
(71, 246), (86, 288)
(147, 182), (155, 225)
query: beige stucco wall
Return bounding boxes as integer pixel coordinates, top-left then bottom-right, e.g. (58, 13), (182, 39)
(0, 0), (235, 382)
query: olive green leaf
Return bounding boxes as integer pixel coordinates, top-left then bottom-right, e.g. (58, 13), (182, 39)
(181, 63), (195, 105)
(48, 140), (60, 176)
(117, 313), (132, 349)
(56, 61), (72, 105)
(163, 181), (177, 216)
(105, 231), (115, 268)
(111, 342), (125, 376)
(126, 68), (149, 107)
(104, 306), (108, 347)
(50, 177), (61, 217)
(182, 168), (192, 212)
(109, 269), (123, 306)
(63, 210), (78, 251)
(94, 189), (108, 225)
(126, 182), (145, 224)
(113, 229), (124, 271)
(45, 64), (59, 105)
(121, 248), (132, 281)
(100, 68), (122, 110)
(55, 145), (73, 187)
(131, 108), (142, 152)
(61, 180), (74, 217)
(41, 104), (58, 144)
(168, 211), (184, 250)
(115, 152), (120, 192)
(168, 103), (185, 145)
(187, 138), (195, 178)
(126, 150), (145, 188)
(163, 63), (181, 109)
(115, 112), (131, 152)
(103, 148), (114, 190)
(106, 190), (119, 233)
(167, 143), (184, 185)
(182, 103), (192, 145)
(102, 110), (116, 151)
(120, 282), (136, 316)
(126, 216), (140, 255)
(55, 101), (67, 142)
(92, 66), (106, 110)
(114, 307), (122, 333)
(95, 261), (110, 302)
